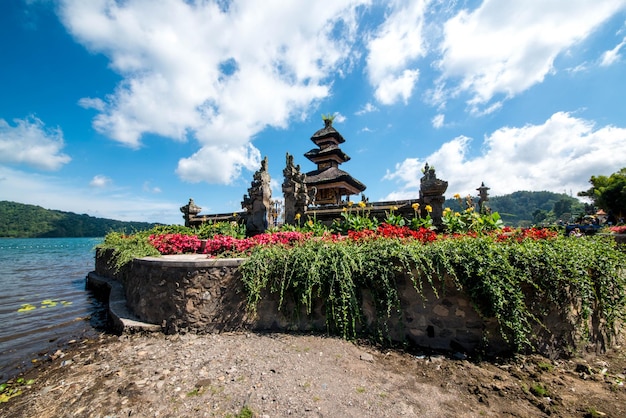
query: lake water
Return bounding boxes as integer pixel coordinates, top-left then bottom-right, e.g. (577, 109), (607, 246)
(0, 237), (107, 381)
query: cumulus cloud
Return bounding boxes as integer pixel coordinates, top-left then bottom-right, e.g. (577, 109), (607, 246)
(0, 116), (71, 170)
(366, 0), (428, 104)
(176, 143), (261, 184)
(437, 0), (626, 112)
(383, 112), (626, 199)
(89, 175), (111, 188)
(58, 0), (367, 183)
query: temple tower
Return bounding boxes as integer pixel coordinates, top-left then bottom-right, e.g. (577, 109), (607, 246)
(303, 117), (366, 205)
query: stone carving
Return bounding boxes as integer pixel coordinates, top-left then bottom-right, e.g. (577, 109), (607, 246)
(180, 198), (202, 227)
(242, 156), (272, 236)
(419, 163), (448, 225)
(477, 182), (491, 214)
(282, 153), (310, 225)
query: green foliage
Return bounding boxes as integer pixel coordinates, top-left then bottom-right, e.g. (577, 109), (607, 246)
(451, 191), (584, 226)
(97, 223), (249, 272)
(98, 229), (161, 273)
(194, 220), (246, 239)
(299, 216), (331, 236)
(239, 235), (626, 352)
(321, 113), (336, 122)
(578, 167), (626, 217)
(331, 205), (379, 234)
(530, 383), (550, 397)
(384, 207), (406, 227)
(0, 377), (35, 403)
(441, 195), (504, 234)
(0, 200), (160, 238)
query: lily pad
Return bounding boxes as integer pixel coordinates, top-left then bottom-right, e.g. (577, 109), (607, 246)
(17, 304), (36, 312)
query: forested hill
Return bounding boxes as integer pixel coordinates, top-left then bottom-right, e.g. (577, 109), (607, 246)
(446, 191), (587, 226)
(0, 201), (161, 238)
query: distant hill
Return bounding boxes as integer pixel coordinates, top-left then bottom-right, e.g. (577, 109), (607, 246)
(445, 191), (587, 227)
(0, 201), (161, 238)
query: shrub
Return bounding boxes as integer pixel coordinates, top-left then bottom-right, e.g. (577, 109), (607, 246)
(239, 234), (626, 352)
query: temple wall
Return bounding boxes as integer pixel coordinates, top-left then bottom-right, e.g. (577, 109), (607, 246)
(93, 250), (618, 356)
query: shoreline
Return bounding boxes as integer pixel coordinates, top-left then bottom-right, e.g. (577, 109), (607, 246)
(2, 330), (626, 417)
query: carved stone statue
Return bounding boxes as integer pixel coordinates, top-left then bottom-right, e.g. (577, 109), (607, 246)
(180, 198), (202, 227)
(242, 156), (272, 236)
(282, 153), (309, 225)
(419, 163), (448, 226)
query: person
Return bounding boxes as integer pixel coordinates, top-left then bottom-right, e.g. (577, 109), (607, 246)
(569, 228), (583, 237)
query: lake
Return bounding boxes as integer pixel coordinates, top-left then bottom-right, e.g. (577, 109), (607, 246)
(0, 237), (107, 381)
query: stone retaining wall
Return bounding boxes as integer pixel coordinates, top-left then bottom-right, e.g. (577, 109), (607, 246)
(93, 250), (616, 356)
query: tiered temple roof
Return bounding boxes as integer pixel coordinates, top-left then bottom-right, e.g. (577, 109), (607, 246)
(304, 118), (366, 205)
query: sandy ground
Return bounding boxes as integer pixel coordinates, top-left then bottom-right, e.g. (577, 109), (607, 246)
(2, 331), (626, 418)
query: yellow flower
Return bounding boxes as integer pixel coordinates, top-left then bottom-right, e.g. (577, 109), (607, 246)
(453, 193), (461, 199)
(308, 220), (314, 227)
(342, 207), (347, 212)
(358, 201), (366, 208)
(454, 212), (461, 217)
(412, 203), (420, 211)
(392, 206), (398, 211)
(347, 201), (354, 207)
(233, 213), (238, 218)
(443, 207), (451, 214)
(465, 207), (474, 213)
(295, 213), (301, 220)
(425, 205), (432, 213)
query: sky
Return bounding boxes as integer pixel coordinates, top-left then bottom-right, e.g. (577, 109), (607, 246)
(1, 0), (626, 225)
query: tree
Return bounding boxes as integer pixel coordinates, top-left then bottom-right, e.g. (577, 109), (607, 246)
(552, 198), (572, 219)
(578, 167), (626, 218)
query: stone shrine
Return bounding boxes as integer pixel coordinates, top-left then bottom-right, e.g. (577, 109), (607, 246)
(241, 156), (272, 235)
(303, 116), (366, 205)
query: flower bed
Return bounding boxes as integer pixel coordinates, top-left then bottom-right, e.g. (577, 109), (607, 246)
(97, 219), (626, 355)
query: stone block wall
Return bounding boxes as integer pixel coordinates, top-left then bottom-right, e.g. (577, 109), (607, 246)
(93, 252), (618, 356)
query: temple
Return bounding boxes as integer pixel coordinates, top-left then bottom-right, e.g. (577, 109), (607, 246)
(303, 117), (366, 205)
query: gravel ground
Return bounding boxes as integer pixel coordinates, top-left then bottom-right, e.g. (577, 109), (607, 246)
(2, 331), (626, 417)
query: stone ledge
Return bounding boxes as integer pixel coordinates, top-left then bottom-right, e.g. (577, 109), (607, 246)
(87, 272), (161, 334)
(135, 254), (246, 268)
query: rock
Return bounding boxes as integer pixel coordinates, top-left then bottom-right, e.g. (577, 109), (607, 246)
(359, 352), (374, 362)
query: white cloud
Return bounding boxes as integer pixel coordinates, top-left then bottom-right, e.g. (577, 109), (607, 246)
(58, 0), (368, 183)
(432, 113), (444, 128)
(438, 0), (626, 112)
(143, 181), (162, 193)
(78, 97), (106, 111)
(176, 143), (261, 184)
(0, 116), (71, 170)
(90, 175), (111, 188)
(366, 0), (428, 104)
(383, 112), (626, 199)
(355, 102), (378, 115)
(600, 37), (626, 66)
(374, 69), (420, 105)
(333, 112), (347, 123)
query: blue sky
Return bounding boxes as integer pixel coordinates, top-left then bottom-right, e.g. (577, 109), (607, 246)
(2, 0), (626, 225)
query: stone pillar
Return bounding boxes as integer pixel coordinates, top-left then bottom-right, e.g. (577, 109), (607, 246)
(282, 153), (309, 225)
(242, 157), (272, 236)
(477, 182), (491, 214)
(180, 198), (202, 227)
(419, 163), (448, 227)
